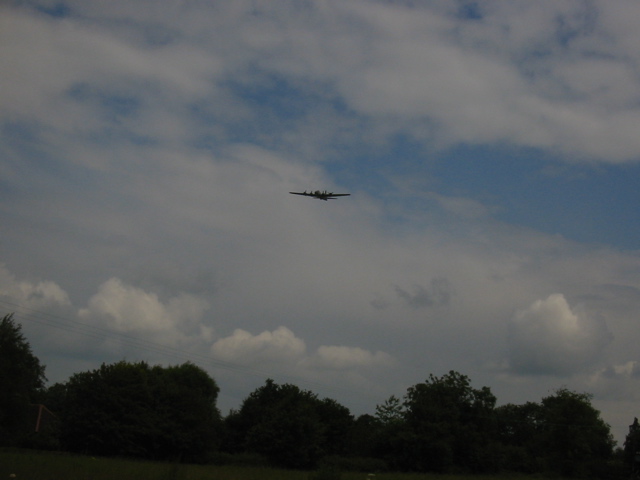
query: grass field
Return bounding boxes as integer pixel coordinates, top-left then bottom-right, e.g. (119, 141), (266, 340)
(0, 449), (545, 480)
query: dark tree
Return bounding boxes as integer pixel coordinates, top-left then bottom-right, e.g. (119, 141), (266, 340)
(222, 379), (353, 469)
(401, 371), (498, 473)
(536, 388), (614, 478)
(55, 360), (221, 462)
(148, 362), (223, 461)
(237, 379), (324, 468)
(0, 313), (46, 445)
(495, 401), (542, 473)
(624, 417), (640, 475)
(496, 401), (541, 445)
(345, 414), (381, 459)
(375, 394), (404, 424)
(315, 397), (354, 457)
(368, 395), (409, 470)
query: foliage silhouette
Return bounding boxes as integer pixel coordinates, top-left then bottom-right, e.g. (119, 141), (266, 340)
(222, 379), (353, 469)
(52, 360), (221, 462)
(0, 313), (47, 446)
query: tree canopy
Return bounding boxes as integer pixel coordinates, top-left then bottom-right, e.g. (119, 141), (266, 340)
(400, 370), (498, 472)
(53, 360), (221, 462)
(0, 313), (47, 445)
(537, 388), (615, 477)
(221, 379), (353, 469)
(624, 417), (640, 475)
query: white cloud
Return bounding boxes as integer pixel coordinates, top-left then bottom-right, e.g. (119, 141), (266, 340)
(508, 293), (613, 376)
(211, 326), (306, 364)
(211, 327), (396, 374)
(305, 345), (396, 370)
(0, 264), (70, 310)
(6, 2), (640, 163)
(246, 0), (640, 160)
(0, 7), (218, 114)
(78, 278), (209, 338)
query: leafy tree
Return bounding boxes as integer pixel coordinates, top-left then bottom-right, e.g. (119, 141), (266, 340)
(55, 360), (221, 462)
(375, 395), (404, 424)
(624, 417), (640, 475)
(345, 414), (381, 459)
(494, 401), (542, 473)
(148, 362), (222, 461)
(222, 379), (353, 469)
(0, 313), (46, 445)
(230, 379), (324, 468)
(315, 397), (354, 457)
(536, 388), (614, 478)
(369, 395), (410, 470)
(494, 390), (615, 478)
(401, 371), (498, 473)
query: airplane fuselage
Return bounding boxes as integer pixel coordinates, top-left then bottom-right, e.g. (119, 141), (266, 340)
(289, 190), (350, 201)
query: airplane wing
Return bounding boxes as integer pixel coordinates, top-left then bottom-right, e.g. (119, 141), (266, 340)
(289, 191), (350, 199)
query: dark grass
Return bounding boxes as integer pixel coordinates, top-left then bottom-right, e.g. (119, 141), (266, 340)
(0, 449), (552, 480)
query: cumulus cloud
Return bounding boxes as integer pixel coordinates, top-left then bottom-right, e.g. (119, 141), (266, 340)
(78, 278), (209, 337)
(211, 326), (396, 375)
(508, 293), (612, 376)
(211, 326), (306, 364)
(305, 345), (396, 370)
(0, 264), (70, 309)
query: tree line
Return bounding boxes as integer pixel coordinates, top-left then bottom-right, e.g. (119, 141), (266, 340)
(0, 313), (635, 477)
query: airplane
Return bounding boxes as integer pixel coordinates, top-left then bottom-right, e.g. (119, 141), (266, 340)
(289, 190), (351, 201)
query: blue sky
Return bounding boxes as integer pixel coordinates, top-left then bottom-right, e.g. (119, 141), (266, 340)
(2, 0), (640, 444)
(431, 145), (640, 249)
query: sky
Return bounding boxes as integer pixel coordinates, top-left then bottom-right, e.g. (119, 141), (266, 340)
(2, 0), (640, 445)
